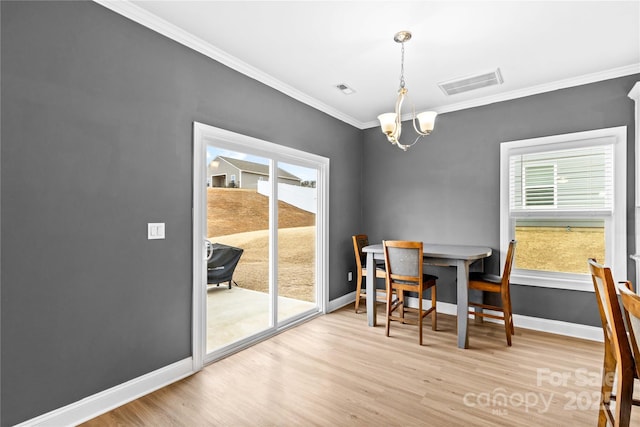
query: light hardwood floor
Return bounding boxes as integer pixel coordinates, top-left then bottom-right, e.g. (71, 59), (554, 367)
(82, 304), (640, 426)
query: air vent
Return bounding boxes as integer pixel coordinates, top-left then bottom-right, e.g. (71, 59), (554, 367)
(336, 83), (356, 95)
(438, 68), (503, 96)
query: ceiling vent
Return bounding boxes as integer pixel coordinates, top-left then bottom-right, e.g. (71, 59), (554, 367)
(438, 68), (503, 96)
(336, 83), (356, 95)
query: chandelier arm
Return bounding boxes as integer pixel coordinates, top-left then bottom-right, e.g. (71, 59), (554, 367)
(401, 134), (424, 150)
(391, 89), (406, 142)
(408, 95), (430, 137)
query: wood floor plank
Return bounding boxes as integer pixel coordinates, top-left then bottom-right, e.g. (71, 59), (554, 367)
(81, 304), (640, 426)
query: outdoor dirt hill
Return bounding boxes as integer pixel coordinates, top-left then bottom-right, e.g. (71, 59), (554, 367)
(207, 188), (315, 237)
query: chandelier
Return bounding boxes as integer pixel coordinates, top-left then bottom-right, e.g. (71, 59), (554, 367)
(377, 31), (437, 151)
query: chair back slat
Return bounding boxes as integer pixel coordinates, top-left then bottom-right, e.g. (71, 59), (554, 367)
(617, 282), (640, 378)
(588, 259), (633, 368)
(593, 273), (614, 340)
(352, 234), (369, 268)
(502, 240), (517, 286)
(629, 316), (640, 363)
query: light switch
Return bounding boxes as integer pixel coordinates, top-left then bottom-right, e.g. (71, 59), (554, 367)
(148, 223), (165, 240)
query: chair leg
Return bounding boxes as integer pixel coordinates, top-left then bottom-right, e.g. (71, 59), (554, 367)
(418, 290), (423, 346)
(501, 296), (512, 347)
(509, 310), (515, 336)
(385, 286), (393, 337)
(598, 340), (616, 427)
(503, 316), (512, 347)
(355, 271), (363, 313)
(431, 286), (437, 331)
(472, 291), (484, 324)
(506, 293), (515, 335)
(613, 364), (634, 426)
(474, 306), (484, 324)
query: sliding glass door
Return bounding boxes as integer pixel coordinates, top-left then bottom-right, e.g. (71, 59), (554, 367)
(205, 148), (272, 353)
(277, 162), (318, 323)
(193, 122), (328, 366)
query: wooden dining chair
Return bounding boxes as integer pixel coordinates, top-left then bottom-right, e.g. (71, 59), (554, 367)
(589, 259), (639, 427)
(468, 240), (517, 346)
(618, 281), (640, 379)
(352, 234), (387, 313)
(382, 240), (438, 345)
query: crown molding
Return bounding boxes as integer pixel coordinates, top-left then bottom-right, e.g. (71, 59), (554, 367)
(629, 81), (640, 101)
(94, 1), (638, 131)
(93, 0), (362, 128)
(362, 63), (640, 129)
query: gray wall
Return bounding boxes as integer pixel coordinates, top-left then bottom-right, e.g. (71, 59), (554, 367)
(363, 73), (639, 327)
(2, 1), (638, 425)
(0, 1), (363, 425)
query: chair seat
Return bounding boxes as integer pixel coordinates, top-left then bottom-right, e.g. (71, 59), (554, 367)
(469, 272), (502, 283)
(469, 273), (503, 293)
(393, 274), (438, 286)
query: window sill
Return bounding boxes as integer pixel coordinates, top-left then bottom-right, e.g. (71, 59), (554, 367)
(511, 271), (594, 292)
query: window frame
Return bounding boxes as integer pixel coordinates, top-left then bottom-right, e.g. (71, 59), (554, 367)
(500, 126), (627, 292)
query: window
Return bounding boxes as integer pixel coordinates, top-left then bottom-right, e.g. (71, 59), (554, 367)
(500, 127), (626, 291)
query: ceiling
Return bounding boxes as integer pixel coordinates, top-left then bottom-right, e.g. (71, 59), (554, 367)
(101, 1), (640, 129)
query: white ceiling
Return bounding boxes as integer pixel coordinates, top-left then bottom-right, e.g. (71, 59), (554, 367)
(101, 1), (640, 129)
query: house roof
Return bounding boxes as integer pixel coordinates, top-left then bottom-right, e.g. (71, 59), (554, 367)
(216, 156), (301, 181)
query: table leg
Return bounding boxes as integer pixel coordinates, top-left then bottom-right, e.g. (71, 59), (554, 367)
(366, 252), (376, 327)
(456, 260), (470, 349)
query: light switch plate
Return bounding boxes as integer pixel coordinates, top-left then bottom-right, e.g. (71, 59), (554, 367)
(148, 223), (165, 240)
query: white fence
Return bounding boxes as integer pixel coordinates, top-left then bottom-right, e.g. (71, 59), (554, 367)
(257, 181), (316, 214)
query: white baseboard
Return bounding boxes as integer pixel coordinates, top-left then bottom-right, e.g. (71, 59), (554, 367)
(410, 298), (603, 342)
(328, 290), (357, 312)
(16, 357), (194, 427)
(339, 293), (603, 343)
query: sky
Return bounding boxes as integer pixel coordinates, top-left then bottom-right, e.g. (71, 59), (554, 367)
(207, 146), (317, 181)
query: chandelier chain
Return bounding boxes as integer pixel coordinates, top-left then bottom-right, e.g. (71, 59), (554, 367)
(399, 42), (406, 89)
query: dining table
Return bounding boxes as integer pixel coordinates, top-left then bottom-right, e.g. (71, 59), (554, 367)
(362, 243), (492, 349)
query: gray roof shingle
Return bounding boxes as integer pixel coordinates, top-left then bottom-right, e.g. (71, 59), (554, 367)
(217, 156), (301, 181)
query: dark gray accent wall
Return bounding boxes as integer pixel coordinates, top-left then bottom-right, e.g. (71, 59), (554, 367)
(363, 74), (639, 327)
(0, 1), (362, 425)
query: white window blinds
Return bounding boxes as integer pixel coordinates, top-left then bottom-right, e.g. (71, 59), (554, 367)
(508, 139), (614, 217)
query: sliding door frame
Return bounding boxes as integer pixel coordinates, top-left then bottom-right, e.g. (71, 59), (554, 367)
(192, 121), (329, 370)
